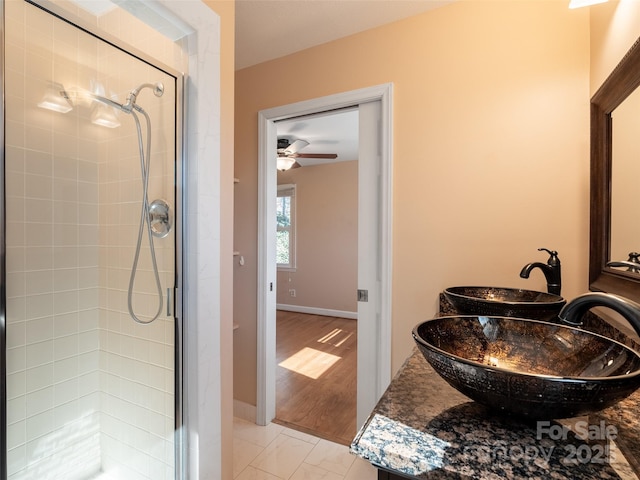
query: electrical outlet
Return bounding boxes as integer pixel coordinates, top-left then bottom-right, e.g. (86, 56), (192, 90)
(289, 289), (296, 297)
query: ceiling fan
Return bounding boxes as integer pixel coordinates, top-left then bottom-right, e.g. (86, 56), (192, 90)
(277, 138), (338, 171)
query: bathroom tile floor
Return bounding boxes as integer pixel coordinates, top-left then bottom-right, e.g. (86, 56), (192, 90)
(233, 417), (377, 479)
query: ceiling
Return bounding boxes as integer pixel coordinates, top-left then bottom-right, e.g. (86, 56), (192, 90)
(235, 0), (454, 70)
(277, 108), (359, 167)
(240, 0), (454, 167)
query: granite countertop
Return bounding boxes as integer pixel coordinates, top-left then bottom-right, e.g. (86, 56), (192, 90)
(350, 298), (640, 479)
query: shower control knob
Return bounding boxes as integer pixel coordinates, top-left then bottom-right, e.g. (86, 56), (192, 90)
(149, 199), (173, 238)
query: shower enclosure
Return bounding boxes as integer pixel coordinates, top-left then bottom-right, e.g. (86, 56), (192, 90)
(2, 1), (183, 479)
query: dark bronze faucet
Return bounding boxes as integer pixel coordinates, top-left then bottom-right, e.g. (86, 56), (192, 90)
(558, 292), (640, 337)
(607, 251), (640, 274)
(519, 248), (562, 296)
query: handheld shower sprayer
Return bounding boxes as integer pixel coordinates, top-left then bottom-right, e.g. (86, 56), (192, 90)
(80, 81), (168, 324)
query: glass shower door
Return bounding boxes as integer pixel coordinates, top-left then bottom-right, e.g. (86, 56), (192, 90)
(4, 1), (179, 479)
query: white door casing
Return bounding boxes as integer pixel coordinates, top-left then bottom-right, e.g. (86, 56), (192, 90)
(256, 84), (393, 428)
(357, 100), (382, 427)
(257, 117), (279, 424)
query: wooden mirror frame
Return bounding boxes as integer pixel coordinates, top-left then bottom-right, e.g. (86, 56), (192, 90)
(590, 37), (640, 303)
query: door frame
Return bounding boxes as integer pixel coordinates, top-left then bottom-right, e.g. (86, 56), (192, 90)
(256, 84), (393, 426)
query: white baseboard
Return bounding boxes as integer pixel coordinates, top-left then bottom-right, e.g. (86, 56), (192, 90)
(276, 304), (357, 320)
(233, 399), (256, 423)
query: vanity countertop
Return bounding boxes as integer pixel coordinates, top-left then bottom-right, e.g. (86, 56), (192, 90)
(351, 295), (640, 480)
(350, 348), (640, 479)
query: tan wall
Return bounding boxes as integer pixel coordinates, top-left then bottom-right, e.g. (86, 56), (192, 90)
(234, 1), (591, 406)
(590, 0), (640, 95)
(276, 161), (358, 313)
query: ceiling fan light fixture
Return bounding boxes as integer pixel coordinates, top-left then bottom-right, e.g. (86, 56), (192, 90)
(284, 139), (309, 155)
(277, 156), (296, 171)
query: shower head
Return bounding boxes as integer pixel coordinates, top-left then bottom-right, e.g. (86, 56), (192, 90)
(153, 82), (164, 97)
(124, 82), (164, 111)
(131, 82), (164, 98)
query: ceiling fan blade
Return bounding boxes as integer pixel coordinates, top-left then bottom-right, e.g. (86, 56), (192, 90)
(290, 153), (338, 159)
(283, 139), (310, 155)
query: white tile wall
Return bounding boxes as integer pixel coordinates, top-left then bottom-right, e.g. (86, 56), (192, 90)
(4, 2), (180, 479)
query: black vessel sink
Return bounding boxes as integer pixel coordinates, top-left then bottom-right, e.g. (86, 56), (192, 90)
(412, 316), (640, 419)
(444, 286), (565, 321)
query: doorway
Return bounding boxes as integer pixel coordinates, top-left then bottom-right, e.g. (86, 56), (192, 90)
(256, 85), (394, 433)
(273, 109), (359, 444)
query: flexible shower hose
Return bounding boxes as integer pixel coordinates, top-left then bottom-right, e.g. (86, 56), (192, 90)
(127, 107), (164, 324)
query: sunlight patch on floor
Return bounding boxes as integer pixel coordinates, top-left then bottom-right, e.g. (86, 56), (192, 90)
(317, 328), (353, 347)
(279, 347), (342, 379)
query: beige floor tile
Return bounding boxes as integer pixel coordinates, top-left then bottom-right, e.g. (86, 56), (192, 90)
(304, 439), (354, 476)
(235, 465), (283, 480)
(233, 419), (376, 480)
(250, 433), (316, 479)
(280, 425), (321, 445)
(233, 436), (266, 478)
(234, 417), (285, 448)
(290, 463), (344, 480)
(344, 456), (377, 480)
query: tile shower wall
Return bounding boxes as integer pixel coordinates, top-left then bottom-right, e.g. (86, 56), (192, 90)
(5, 3), (103, 477)
(95, 38), (177, 480)
(5, 2), (178, 479)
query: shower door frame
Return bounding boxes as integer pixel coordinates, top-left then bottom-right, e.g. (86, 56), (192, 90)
(1, 1), (7, 479)
(0, 1), (187, 478)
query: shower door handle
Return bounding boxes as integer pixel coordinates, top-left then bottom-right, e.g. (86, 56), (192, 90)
(167, 287), (179, 317)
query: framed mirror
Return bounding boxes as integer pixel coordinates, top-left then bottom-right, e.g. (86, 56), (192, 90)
(590, 37), (640, 302)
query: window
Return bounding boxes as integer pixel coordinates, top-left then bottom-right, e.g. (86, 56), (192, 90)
(277, 184), (296, 270)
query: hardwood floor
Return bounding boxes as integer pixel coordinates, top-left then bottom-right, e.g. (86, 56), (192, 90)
(275, 310), (357, 446)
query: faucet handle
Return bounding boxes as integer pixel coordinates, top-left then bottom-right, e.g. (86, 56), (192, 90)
(538, 248), (560, 266)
